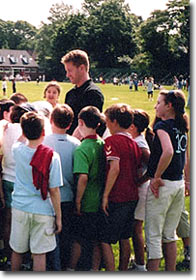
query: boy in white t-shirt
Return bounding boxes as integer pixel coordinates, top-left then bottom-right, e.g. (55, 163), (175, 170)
(129, 109), (151, 271)
(10, 112), (63, 271)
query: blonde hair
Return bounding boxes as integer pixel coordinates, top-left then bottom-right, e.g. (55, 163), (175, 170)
(61, 49), (89, 72)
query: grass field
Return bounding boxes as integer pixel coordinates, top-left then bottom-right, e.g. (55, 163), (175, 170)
(0, 80), (190, 271)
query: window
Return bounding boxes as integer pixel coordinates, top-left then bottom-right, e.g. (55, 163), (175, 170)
(21, 56), (29, 65)
(9, 55), (18, 64)
(0, 56), (5, 64)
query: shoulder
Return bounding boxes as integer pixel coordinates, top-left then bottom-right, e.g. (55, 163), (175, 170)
(84, 80), (103, 96)
(66, 134), (81, 146)
(135, 134), (149, 150)
(154, 119), (174, 133)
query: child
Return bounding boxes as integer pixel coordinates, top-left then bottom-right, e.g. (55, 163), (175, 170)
(9, 93), (28, 104)
(43, 81), (61, 108)
(128, 109), (151, 271)
(68, 106), (105, 271)
(43, 104), (80, 270)
(0, 103), (36, 267)
(144, 90), (189, 271)
(9, 111), (63, 271)
(100, 103), (142, 271)
(147, 77), (154, 101)
(2, 78), (7, 96)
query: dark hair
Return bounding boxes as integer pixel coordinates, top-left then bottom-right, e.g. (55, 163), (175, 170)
(20, 112), (45, 140)
(10, 103), (37, 123)
(10, 93), (28, 104)
(43, 81), (61, 98)
(78, 106), (103, 129)
(51, 104), (74, 129)
(104, 103), (133, 129)
(160, 90), (188, 133)
(0, 100), (15, 120)
(133, 109), (150, 133)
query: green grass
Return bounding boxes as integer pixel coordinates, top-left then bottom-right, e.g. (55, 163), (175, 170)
(0, 80), (190, 271)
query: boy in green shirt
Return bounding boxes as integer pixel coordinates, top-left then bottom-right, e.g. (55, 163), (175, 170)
(68, 106), (105, 271)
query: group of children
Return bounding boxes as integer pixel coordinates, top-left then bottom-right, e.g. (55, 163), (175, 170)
(0, 85), (190, 272)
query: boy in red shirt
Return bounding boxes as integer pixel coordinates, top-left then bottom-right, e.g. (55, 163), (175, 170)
(101, 103), (141, 271)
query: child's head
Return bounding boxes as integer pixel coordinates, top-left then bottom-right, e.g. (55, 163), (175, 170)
(104, 103), (133, 131)
(78, 106), (103, 130)
(10, 103), (37, 123)
(132, 109), (150, 133)
(50, 104), (74, 129)
(20, 112), (45, 140)
(10, 93), (28, 104)
(43, 81), (61, 107)
(0, 100), (15, 120)
(159, 90), (185, 115)
(158, 89), (188, 133)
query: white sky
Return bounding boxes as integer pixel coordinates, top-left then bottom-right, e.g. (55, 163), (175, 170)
(0, 0), (170, 27)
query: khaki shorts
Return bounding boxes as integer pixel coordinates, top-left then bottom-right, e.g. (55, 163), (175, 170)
(145, 179), (184, 260)
(134, 181), (149, 221)
(10, 208), (56, 254)
(176, 207), (190, 238)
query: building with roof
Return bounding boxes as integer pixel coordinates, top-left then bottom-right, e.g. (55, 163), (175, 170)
(0, 49), (39, 80)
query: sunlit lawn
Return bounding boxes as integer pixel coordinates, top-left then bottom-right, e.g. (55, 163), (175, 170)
(0, 80), (190, 271)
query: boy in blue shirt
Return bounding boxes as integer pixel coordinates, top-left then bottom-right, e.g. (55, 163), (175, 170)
(10, 111), (63, 271)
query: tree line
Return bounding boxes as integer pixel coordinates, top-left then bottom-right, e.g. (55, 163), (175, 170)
(0, 0), (190, 82)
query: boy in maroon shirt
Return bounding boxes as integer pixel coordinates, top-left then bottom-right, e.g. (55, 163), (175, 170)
(101, 104), (141, 271)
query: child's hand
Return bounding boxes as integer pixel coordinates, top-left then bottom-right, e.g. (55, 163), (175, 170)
(102, 196), (109, 216)
(185, 181), (190, 196)
(76, 201), (82, 216)
(54, 216), (62, 234)
(150, 178), (164, 198)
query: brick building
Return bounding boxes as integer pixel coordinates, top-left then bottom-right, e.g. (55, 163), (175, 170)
(0, 49), (39, 80)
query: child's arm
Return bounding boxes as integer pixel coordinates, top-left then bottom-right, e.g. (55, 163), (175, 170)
(102, 159), (120, 216)
(184, 133), (190, 196)
(150, 129), (173, 198)
(49, 187), (62, 234)
(0, 176), (5, 208)
(75, 173), (88, 215)
(141, 147), (150, 166)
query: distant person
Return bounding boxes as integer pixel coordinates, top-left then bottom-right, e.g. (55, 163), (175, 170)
(12, 78), (16, 94)
(147, 77), (154, 101)
(2, 78), (7, 96)
(43, 81), (61, 108)
(133, 75), (138, 91)
(61, 49), (104, 135)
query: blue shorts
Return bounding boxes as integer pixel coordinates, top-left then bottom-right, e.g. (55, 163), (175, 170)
(99, 201), (138, 244)
(71, 212), (101, 243)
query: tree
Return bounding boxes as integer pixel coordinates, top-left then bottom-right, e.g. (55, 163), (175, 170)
(48, 13), (88, 80)
(85, 0), (137, 68)
(48, 2), (74, 26)
(138, 0), (190, 82)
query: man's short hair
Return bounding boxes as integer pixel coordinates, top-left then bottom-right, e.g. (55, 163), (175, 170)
(61, 49), (89, 72)
(20, 112), (45, 140)
(50, 104), (74, 129)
